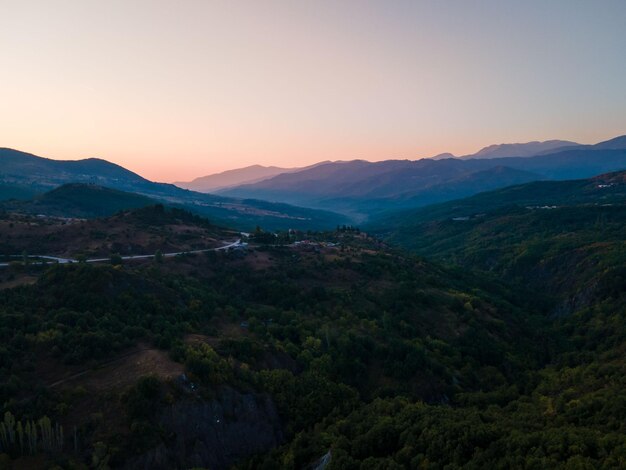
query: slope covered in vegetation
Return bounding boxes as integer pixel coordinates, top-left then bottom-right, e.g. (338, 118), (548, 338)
(0, 208), (556, 468)
(1, 188), (626, 468)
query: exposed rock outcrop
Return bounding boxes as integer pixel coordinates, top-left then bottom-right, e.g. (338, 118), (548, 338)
(126, 386), (283, 470)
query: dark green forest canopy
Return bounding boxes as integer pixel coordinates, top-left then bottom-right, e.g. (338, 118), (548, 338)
(1, 196), (626, 468)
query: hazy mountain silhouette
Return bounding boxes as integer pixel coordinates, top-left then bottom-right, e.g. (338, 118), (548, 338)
(5, 135), (626, 225)
(175, 165), (291, 192)
(460, 139), (580, 159)
(594, 135), (626, 149)
(174, 162), (328, 193)
(0, 148), (146, 190)
(430, 152), (456, 160)
(221, 135), (626, 218)
(532, 134), (626, 155)
(0, 148), (348, 230)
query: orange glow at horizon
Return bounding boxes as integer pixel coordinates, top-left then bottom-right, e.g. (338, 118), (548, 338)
(1, 1), (625, 182)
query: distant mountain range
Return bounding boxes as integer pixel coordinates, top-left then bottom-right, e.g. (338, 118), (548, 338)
(174, 163), (328, 192)
(220, 135), (626, 219)
(175, 140), (583, 194)
(174, 165), (294, 192)
(2, 134), (626, 227)
(0, 148), (348, 230)
(458, 139), (580, 159)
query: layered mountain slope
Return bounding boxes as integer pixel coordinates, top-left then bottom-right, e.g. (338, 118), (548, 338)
(371, 169), (626, 229)
(174, 162), (328, 193)
(0, 183), (157, 218)
(222, 135), (626, 217)
(534, 134), (626, 155)
(460, 139), (580, 159)
(0, 148), (348, 230)
(0, 148), (146, 189)
(174, 165), (294, 192)
(369, 170), (626, 310)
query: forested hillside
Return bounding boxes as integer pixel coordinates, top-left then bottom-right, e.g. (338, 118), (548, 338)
(0, 207), (552, 468)
(0, 149), (349, 231)
(1, 190), (626, 468)
(316, 171), (626, 468)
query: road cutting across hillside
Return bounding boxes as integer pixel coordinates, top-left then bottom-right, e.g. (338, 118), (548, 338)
(0, 239), (243, 267)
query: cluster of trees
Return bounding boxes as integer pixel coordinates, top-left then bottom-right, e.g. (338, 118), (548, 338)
(0, 412), (64, 456)
(129, 204), (213, 229)
(336, 225), (361, 233)
(246, 394), (626, 469)
(251, 226), (281, 244)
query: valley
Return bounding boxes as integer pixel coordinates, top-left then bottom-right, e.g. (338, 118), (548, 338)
(1, 169), (626, 467)
(2, 143), (626, 468)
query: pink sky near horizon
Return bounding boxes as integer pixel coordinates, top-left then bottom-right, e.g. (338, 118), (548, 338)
(1, 1), (626, 182)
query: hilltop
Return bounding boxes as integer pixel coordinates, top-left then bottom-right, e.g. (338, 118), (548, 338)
(0, 204), (233, 260)
(0, 183), (156, 218)
(460, 139), (580, 159)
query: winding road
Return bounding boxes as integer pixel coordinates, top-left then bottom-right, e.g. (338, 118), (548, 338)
(0, 239), (243, 268)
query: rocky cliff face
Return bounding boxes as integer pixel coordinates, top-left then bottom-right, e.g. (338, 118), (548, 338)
(126, 386), (283, 469)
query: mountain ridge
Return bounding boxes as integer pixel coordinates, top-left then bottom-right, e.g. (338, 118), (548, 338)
(221, 134), (626, 218)
(0, 148), (348, 230)
(175, 161), (333, 193)
(174, 164), (294, 192)
(177, 138), (584, 195)
(460, 139), (580, 159)
(367, 168), (626, 235)
(0, 183), (157, 218)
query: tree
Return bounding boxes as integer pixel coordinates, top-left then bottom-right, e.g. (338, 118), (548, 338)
(110, 253), (123, 266)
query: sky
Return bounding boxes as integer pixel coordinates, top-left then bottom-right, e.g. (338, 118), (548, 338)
(1, 0), (626, 182)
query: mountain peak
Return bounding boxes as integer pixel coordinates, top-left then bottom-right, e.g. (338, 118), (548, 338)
(594, 135), (626, 149)
(175, 164), (297, 193)
(465, 140), (581, 159)
(430, 152), (456, 160)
